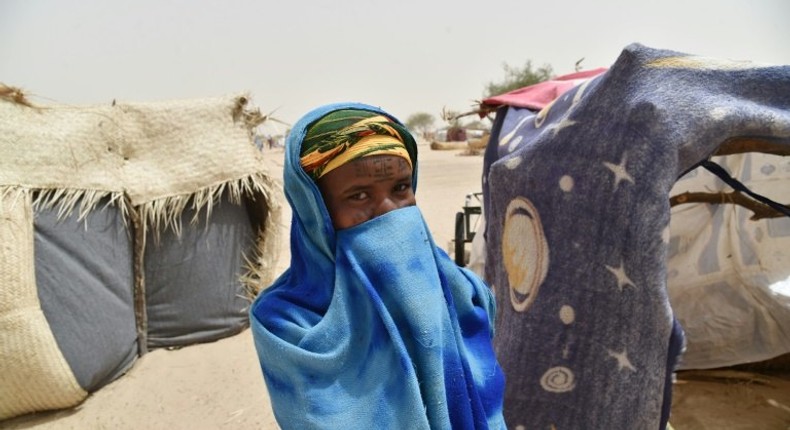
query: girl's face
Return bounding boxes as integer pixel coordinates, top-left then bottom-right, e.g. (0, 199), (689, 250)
(317, 155), (416, 230)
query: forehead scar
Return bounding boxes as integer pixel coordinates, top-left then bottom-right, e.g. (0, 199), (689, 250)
(353, 157), (398, 179)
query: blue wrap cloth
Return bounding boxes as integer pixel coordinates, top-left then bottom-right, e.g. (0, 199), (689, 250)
(250, 102), (506, 429)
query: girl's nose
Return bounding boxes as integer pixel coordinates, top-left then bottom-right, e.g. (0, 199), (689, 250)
(374, 197), (398, 217)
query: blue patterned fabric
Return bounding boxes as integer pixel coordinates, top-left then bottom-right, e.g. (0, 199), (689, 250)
(482, 43), (790, 429)
(250, 102), (506, 429)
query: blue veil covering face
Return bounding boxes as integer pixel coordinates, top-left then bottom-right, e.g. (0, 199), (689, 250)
(249, 102), (505, 429)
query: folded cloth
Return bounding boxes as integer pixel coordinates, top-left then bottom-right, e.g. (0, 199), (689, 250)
(250, 102), (506, 429)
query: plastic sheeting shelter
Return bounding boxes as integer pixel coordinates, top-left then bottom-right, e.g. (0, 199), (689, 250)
(0, 91), (282, 420)
(667, 153), (790, 369)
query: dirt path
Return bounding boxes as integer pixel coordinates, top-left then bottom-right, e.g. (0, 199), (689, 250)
(671, 369), (790, 429)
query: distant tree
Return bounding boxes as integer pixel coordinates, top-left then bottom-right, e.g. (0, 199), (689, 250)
(484, 61), (554, 97)
(405, 112), (436, 137)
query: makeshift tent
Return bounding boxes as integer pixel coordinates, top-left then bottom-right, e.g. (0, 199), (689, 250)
(0, 90), (282, 420)
(667, 153), (790, 369)
(477, 44), (790, 429)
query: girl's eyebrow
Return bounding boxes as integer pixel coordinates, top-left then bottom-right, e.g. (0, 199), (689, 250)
(374, 171), (412, 184)
(338, 183), (370, 195)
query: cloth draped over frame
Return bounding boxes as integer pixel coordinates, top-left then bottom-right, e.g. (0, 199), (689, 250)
(482, 43), (790, 429)
(250, 102), (506, 429)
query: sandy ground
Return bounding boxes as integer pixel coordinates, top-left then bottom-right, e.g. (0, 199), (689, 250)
(3, 144), (789, 429)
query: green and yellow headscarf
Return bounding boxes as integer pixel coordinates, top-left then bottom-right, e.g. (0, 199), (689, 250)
(300, 109), (417, 180)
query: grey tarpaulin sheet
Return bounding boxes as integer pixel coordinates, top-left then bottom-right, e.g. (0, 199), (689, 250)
(145, 192), (256, 349)
(34, 198), (137, 392)
(33, 192), (258, 390)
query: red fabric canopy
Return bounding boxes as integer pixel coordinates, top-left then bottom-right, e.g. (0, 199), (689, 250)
(482, 67), (608, 110)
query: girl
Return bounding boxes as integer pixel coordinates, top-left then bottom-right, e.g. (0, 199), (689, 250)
(250, 103), (505, 429)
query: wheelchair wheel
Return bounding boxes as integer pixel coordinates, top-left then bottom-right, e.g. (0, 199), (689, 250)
(454, 212), (466, 266)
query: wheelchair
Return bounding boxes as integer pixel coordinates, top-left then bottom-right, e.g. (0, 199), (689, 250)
(453, 192), (483, 266)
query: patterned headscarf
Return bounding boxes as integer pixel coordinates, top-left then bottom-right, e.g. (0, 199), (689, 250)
(299, 109), (417, 180)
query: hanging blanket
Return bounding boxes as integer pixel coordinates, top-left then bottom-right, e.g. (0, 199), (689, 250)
(482, 43), (790, 429)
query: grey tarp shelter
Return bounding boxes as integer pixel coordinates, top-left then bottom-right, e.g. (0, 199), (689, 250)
(0, 90), (282, 420)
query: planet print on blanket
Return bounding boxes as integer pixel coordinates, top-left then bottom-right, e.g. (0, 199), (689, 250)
(502, 196), (549, 312)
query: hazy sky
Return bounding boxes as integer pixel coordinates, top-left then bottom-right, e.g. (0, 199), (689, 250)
(2, 0), (789, 127)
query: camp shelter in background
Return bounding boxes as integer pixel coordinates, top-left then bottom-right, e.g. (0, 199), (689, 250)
(0, 88), (282, 420)
(253, 112), (290, 150)
(472, 43), (790, 429)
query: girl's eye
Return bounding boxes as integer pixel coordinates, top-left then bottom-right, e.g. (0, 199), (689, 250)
(394, 183), (410, 192)
(350, 191), (368, 201)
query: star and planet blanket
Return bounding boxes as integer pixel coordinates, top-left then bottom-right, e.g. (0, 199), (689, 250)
(250, 103), (505, 429)
(483, 43), (790, 429)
